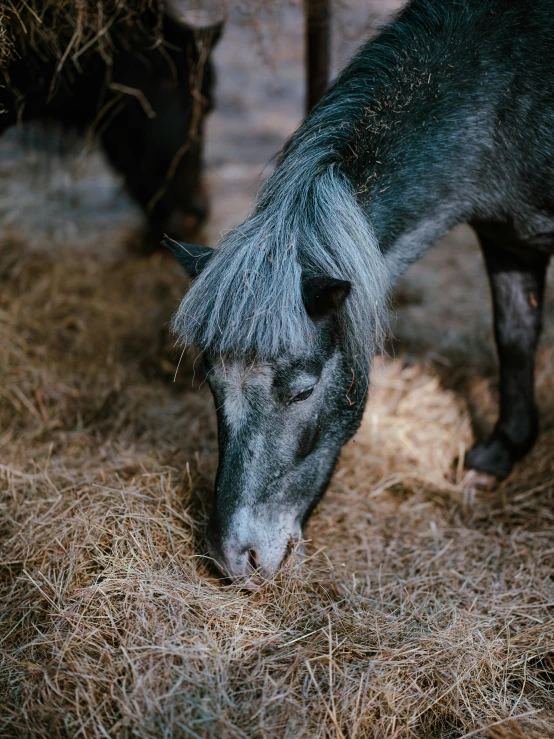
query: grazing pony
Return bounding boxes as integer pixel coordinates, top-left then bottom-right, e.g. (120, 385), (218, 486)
(167, 0), (553, 584)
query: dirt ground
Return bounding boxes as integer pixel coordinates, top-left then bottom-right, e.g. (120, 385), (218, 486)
(1, 2), (554, 738)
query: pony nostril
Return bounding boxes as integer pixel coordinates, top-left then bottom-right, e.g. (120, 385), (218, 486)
(247, 547), (260, 571)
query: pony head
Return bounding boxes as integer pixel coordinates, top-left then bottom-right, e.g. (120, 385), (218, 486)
(166, 171), (388, 585)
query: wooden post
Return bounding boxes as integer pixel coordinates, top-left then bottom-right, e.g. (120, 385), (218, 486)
(305, 0), (331, 114)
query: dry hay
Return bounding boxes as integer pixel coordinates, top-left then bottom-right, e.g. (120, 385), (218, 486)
(0, 2), (168, 69)
(0, 10), (13, 65)
(1, 228), (554, 739)
(0, 0), (263, 71)
(0, 0), (227, 101)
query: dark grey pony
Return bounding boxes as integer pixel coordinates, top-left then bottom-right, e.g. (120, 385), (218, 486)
(167, 0), (553, 584)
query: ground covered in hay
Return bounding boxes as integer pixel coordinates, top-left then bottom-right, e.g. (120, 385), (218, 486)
(1, 2), (554, 738)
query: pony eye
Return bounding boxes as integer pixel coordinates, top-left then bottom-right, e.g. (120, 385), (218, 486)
(289, 387), (314, 404)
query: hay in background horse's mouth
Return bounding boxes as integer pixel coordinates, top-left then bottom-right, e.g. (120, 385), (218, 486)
(0, 0), (227, 85)
(0, 1), (164, 67)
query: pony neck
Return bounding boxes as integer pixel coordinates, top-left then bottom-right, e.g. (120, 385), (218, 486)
(276, 0), (494, 282)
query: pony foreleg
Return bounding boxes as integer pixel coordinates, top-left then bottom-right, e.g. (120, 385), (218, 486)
(465, 233), (550, 478)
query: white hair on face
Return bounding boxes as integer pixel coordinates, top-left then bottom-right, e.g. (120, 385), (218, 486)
(210, 361), (274, 435)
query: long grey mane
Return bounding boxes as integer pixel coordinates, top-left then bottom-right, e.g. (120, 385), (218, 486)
(172, 62), (392, 383)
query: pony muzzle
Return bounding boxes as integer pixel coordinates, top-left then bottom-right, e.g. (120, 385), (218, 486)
(205, 508), (302, 585)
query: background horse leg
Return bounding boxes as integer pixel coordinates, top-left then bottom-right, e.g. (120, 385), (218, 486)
(466, 232), (550, 477)
(100, 87), (210, 247)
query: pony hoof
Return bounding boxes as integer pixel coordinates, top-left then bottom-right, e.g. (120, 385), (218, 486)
(464, 438), (513, 479)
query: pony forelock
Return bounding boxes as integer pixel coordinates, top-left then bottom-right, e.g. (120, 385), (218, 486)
(171, 165), (389, 383)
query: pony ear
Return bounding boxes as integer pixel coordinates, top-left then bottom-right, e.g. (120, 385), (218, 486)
(162, 239), (214, 277)
(302, 276), (351, 318)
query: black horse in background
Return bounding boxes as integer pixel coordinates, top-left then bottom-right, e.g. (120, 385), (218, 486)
(0, 3), (221, 244)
